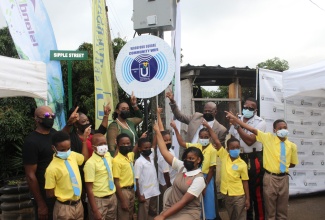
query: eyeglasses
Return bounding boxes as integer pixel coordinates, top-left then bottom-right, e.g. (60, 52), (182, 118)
(38, 112), (56, 119)
(243, 106), (255, 111)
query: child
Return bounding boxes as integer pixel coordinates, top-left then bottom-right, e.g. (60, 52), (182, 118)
(134, 138), (160, 220)
(226, 113), (298, 219)
(45, 131), (84, 220)
(170, 119), (217, 220)
(83, 133), (117, 220)
(215, 137), (250, 220)
(112, 133), (136, 220)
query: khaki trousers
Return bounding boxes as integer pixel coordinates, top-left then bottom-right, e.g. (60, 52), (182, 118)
(224, 194), (246, 220)
(117, 189), (135, 220)
(88, 194), (117, 220)
(159, 184), (168, 213)
(263, 172), (289, 220)
(138, 196), (158, 220)
(53, 200), (84, 220)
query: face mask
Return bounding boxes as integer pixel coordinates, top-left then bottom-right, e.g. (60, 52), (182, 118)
(199, 138), (210, 146)
(276, 129), (289, 138)
(56, 148), (71, 160)
(79, 123), (91, 132)
(96, 145), (108, 156)
(141, 149), (152, 157)
(120, 111), (130, 119)
(242, 109), (254, 119)
(229, 149), (240, 158)
(119, 145), (132, 156)
(203, 113), (214, 122)
(166, 143), (172, 150)
(183, 160), (195, 171)
(40, 118), (54, 129)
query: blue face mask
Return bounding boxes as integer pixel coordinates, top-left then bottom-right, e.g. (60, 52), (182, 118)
(199, 138), (210, 146)
(276, 129), (289, 138)
(56, 148), (71, 160)
(229, 149), (240, 158)
(242, 109), (254, 118)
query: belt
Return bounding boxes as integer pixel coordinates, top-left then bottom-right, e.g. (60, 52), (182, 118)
(265, 170), (288, 177)
(97, 194), (114, 199)
(57, 199), (80, 206)
(122, 185), (134, 190)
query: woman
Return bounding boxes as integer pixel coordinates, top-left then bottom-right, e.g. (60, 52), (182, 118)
(107, 92), (143, 152)
(153, 123), (206, 220)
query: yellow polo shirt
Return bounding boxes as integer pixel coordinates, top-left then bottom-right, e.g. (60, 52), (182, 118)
(112, 152), (135, 187)
(217, 147), (248, 196)
(45, 152), (84, 202)
(84, 152), (116, 197)
(186, 143), (217, 174)
(256, 130), (298, 173)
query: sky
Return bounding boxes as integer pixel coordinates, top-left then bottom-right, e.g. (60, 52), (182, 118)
(1, 0), (325, 69)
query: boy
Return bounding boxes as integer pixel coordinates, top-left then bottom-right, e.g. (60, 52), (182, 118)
(84, 133), (117, 220)
(226, 112), (299, 220)
(135, 138), (160, 220)
(45, 131), (84, 220)
(216, 137), (250, 220)
(112, 133), (136, 220)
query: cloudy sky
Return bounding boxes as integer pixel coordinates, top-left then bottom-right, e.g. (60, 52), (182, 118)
(1, 0), (325, 69)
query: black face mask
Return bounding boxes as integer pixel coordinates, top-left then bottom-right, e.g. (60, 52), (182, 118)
(120, 111), (130, 120)
(78, 123), (91, 132)
(40, 118), (54, 129)
(183, 160), (195, 171)
(166, 143), (172, 150)
(203, 113), (214, 122)
(141, 149), (152, 157)
(119, 145), (133, 155)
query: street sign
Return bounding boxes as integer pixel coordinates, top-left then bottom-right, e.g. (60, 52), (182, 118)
(50, 50), (88, 61)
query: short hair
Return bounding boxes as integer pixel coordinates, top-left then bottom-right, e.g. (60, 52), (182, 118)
(199, 127), (209, 136)
(245, 97), (258, 105)
(137, 138), (151, 148)
(116, 133), (131, 145)
(160, 130), (171, 137)
(182, 147), (204, 167)
(52, 131), (70, 147)
(273, 119), (287, 129)
(226, 137), (240, 148)
(112, 101), (128, 120)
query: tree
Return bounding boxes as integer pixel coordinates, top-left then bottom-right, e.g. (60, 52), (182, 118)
(112, 37), (127, 60)
(257, 57), (289, 72)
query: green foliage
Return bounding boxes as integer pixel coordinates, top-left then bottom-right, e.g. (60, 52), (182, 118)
(201, 86), (228, 98)
(0, 27), (19, 58)
(257, 57), (289, 72)
(112, 37), (127, 60)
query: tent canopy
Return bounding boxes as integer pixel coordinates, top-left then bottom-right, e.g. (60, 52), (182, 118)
(0, 55), (47, 100)
(283, 61), (325, 99)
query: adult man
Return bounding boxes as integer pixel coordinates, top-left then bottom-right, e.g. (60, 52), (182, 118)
(166, 91), (227, 145)
(23, 106), (77, 220)
(229, 97), (266, 220)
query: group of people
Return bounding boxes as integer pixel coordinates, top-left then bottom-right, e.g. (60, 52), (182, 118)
(22, 91), (298, 220)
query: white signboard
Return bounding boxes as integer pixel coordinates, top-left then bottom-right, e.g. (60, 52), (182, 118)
(115, 35), (176, 98)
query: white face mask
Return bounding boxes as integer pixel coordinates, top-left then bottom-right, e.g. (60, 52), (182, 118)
(276, 129), (289, 138)
(199, 138), (210, 146)
(96, 145), (108, 156)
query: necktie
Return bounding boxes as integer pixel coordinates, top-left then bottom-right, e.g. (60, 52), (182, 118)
(102, 157), (115, 190)
(130, 162), (136, 191)
(280, 142), (286, 173)
(64, 160), (81, 196)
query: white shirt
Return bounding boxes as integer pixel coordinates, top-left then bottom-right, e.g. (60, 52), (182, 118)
(172, 158), (206, 197)
(191, 120), (215, 143)
(229, 115), (266, 153)
(157, 148), (177, 186)
(134, 148), (160, 199)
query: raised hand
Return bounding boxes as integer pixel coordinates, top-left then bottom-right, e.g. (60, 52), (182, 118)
(157, 107), (163, 115)
(165, 89), (175, 102)
(83, 125), (91, 140)
(201, 119), (210, 128)
(67, 106), (79, 125)
(103, 101), (111, 116)
(170, 119), (177, 129)
(130, 91), (137, 106)
(153, 122), (159, 132)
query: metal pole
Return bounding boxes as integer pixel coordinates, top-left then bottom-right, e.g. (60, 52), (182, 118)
(144, 99), (148, 131)
(68, 60), (73, 110)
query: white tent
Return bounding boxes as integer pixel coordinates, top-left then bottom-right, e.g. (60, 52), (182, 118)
(283, 60), (325, 98)
(0, 55), (47, 100)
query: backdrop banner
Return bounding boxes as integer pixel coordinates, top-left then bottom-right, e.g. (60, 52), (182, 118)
(0, 0), (66, 129)
(259, 68), (325, 195)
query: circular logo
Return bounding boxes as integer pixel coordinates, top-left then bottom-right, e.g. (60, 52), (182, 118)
(115, 35), (176, 98)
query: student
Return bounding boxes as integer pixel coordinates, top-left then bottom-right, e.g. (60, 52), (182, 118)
(170, 119), (217, 220)
(112, 133), (136, 220)
(84, 134), (117, 220)
(215, 137), (250, 220)
(153, 123), (206, 220)
(135, 138), (160, 220)
(225, 112), (299, 220)
(45, 131), (84, 220)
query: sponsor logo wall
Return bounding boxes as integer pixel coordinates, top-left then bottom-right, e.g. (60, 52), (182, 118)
(259, 69), (325, 195)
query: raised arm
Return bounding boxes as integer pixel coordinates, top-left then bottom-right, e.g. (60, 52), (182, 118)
(166, 90), (192, 125)
(62, 106), (79, 133)
(157, 107), (165, 131)
(225, 111), (258, 135)
(202, 119), (222, 150)
(128, 91), (143, 126)
(170, 120), (186, 148)
(153, 123), (174, 166)
(81, 125), (91, 161)
(100, 101), (111, 129)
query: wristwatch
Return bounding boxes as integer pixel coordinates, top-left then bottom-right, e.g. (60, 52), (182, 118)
(234, 124), (240, 130)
